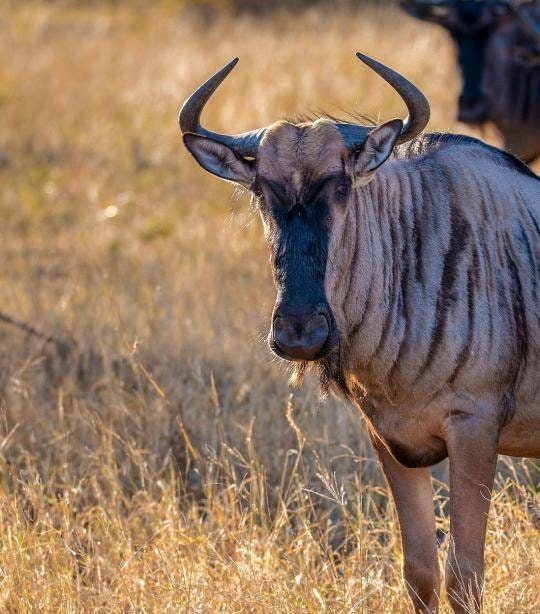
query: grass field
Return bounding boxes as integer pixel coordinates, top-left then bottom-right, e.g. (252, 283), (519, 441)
(0, 1), (538, 611)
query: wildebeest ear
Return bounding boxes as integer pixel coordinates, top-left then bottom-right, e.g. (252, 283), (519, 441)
(352, 119), (403, 178)
(183, 133), (255, 188)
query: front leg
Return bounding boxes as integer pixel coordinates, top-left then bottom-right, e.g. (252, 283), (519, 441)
(370, 433), (440, 613)
(444, 413), (499, 613)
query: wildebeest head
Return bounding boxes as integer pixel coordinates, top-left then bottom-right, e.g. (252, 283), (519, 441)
(180, 54), (430, 362)
(402, 0), (540, 122)
(402, 0), (507, 122)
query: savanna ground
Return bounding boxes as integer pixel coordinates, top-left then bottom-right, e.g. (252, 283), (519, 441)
(0, 0), (538, 611)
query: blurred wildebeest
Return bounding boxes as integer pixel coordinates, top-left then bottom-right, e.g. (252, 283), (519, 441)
(403, 0), (540, 162)
(180, 54), (539, 613)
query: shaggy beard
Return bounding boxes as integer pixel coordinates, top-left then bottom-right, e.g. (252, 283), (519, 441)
(289, 347), (346, 400)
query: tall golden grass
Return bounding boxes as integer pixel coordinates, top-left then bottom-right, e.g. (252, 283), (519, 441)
(0, 1), (538, 611)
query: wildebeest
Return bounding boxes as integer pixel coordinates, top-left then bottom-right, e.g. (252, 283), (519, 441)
(180, 54), (540, 613)
(402, 0), (540, 162)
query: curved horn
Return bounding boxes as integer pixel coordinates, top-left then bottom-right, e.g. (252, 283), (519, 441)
(179, 58), (266, 158)
(356, 52), (431, 145)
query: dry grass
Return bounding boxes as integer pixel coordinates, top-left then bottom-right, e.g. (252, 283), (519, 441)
(0, 1), (538, 611)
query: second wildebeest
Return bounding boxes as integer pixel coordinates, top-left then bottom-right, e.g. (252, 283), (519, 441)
(402, 0), (540, 162)
(180, 54), (540, 613)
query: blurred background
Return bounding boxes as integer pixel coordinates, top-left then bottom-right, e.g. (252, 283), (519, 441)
(0, 1), (538, 610)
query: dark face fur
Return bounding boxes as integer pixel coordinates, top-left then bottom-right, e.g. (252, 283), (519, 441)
(253, 126), (350, 361)
(183, 117), (402, 362)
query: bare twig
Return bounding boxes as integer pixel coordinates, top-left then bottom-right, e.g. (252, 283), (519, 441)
(0, 311), (73, 356)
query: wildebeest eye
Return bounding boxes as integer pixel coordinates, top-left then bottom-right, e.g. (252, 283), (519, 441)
(257, 180), (289, 209)
(267, 182), (288, 204)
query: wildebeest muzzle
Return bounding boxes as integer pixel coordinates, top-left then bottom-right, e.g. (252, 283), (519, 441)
(270, 302), (339, 362)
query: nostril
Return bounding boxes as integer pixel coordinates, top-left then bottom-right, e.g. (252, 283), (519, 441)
(273, 315), (295, 338)
(305, 313), (329, 338)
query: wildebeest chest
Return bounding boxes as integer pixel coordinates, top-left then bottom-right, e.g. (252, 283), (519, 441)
(332, 369), (450, 468)
(360, 396), (448, 469)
